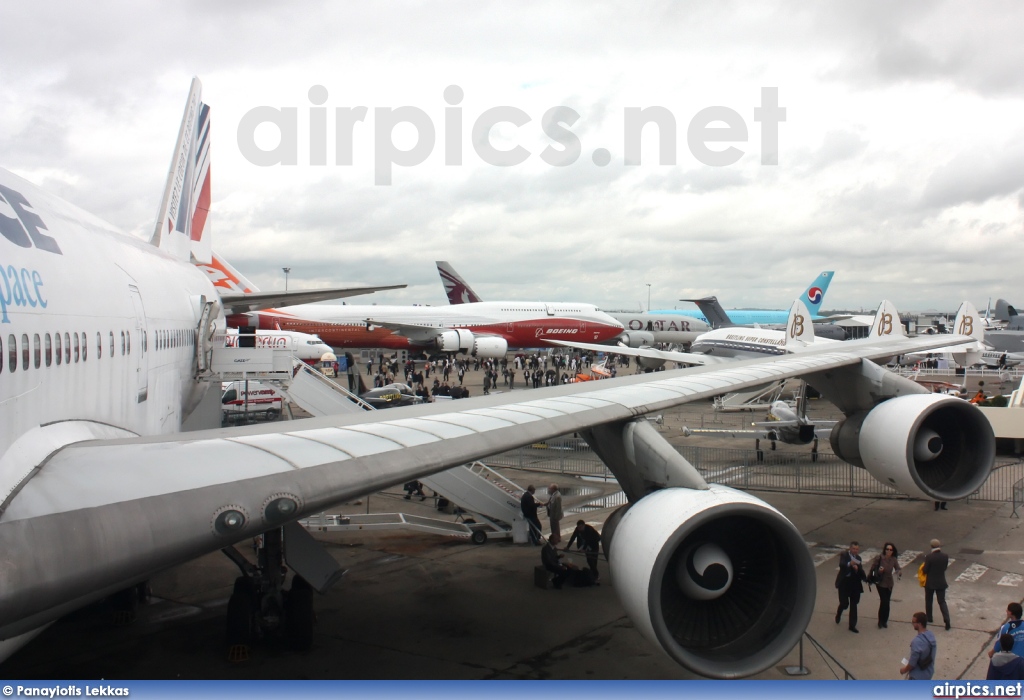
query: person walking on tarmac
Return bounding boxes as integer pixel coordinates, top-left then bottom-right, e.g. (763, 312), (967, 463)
(835, 541), (867, 633)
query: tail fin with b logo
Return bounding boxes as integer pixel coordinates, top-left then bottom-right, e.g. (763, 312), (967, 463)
(953, 301), (984, 342)
(785, 299), (815, 348)
(868, 300), (904, 339)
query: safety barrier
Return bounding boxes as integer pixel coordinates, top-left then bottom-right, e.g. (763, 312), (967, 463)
(486, 437), (1024, 503)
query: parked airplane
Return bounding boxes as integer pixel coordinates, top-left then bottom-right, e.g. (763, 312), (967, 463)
(0, 79), (995, 680)
(652, 271), (835, 325)
(436, 260), (709, 346)
(202, 255), (626, 356)
(683, 398), (834, 447)
(555, 298), (836, 370)
(224, 328), (331, 364)
(685, 295), (848, 340)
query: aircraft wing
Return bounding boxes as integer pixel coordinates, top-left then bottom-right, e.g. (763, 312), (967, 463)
(0, 330), (979, 648)
(220, 285), (406, 315)
(363, 317), (451, 344)
(549, 339), (726, 366)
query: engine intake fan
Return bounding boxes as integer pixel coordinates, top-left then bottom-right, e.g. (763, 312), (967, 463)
(608, 485), (815, 679)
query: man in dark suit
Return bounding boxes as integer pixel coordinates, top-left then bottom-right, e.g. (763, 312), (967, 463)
(923, 538), (951, 630)
(836, 541), (867, 632)
(520, 485), (543, 546)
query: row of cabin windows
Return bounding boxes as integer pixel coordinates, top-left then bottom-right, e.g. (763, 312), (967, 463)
(1, 328), (194, 374)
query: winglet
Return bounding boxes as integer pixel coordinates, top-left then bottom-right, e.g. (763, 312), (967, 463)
(953, 301), (984, 342)
(868, 300), (905, 339)
(195, 252), (261, 294)
(150, 77), (212, 263)
(785, 299), (815, 348)
(801, 271), (834, 317)
(437, 261), (483, 304)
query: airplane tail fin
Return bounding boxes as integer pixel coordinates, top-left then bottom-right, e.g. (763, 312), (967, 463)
(868, 300), (905, 339)
(681, 297), (737, 329)
(800, 271), (834, 317)
(150, 77), (212, 264)
(194, 252), (261, 294)
(994, 299), (1018, 323)
(437, 261), (483, 304)
(784, 299), (815, 348)
(953, 301), (985, 342)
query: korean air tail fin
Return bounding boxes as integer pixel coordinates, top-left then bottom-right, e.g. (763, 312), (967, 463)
(784, 300), (815, 348)
(150, 77), (212, 264)
(437, 261), (483, 304)
(868, 300), (905, 339)
(801, 271), (834, 317)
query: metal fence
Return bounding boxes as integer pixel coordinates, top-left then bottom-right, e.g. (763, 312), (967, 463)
(485, 436), (1024, 503)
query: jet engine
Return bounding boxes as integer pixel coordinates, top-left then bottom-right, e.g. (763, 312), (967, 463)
(618, 331), (655, 348)
(469, 336), (508, 358)
(434, 329), (507, 358)
(435, 329), (475, 353)
(829, 394), (994, 501)
(607, 485), (815, 679)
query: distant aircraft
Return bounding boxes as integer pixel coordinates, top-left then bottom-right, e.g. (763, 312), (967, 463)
(224, 328), (331, 363)
(682, 398), (835, 449)
(0, 79), (995, 680)
(555, 298), (836, 369)
(652, 271), (835, 325)
(203, 255), (625, 356)
(436, 260), (709, 346)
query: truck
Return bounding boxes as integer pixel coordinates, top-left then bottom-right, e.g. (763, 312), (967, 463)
(221, 380), (286, 423)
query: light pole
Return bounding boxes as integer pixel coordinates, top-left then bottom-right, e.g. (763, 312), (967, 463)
(646, 283), (651, 312)
(283, 267), (291, 292)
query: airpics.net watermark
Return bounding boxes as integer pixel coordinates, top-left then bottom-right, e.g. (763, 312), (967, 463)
(236, 86), (785, 185)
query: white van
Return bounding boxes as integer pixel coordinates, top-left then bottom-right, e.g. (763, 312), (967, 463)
(221, 380), (286, 422)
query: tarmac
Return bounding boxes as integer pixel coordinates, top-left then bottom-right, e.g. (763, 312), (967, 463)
(5, 361), (1024, 681)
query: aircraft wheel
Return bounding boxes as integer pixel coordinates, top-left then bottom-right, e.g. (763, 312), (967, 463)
(283, 576), (315, 651)
(265, 408), (280, 421)
(225, 576), (258, 649)
(471, 530), (488, 545)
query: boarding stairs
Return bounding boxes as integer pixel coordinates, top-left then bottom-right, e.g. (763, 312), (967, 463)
(713, 380), (785, 412)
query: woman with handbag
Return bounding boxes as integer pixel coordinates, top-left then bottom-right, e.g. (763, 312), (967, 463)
(869, 542), (902, 628)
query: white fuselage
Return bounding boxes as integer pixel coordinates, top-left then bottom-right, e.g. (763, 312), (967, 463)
(225, 328), (330, 362)
(0, 168), (222, 464)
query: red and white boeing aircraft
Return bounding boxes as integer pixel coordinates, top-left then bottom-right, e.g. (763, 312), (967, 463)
(200, 255), (625, 357)
(0, 79), (997, 679)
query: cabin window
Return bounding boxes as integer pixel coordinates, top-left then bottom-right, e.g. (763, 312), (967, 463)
(33, 334), (40, 369)
(55, 332), (62, 366)
(45, 333), (52, 367)
(109, 331), (114, 358)
(64, 332), (70, 364)
(7, 334), (15, 373)
(126, 330), (130, 355)
(74, 333), (80, 363)
(82, 332), (87, 362)
(21, 333), (29, 371)
(97, 332), (102, 359)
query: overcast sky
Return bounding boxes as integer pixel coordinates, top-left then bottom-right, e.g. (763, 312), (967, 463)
(3, 1), (1022, 313)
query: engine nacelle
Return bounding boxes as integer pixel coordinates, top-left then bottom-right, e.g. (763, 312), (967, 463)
(435, 328), (475, 353)
(608, 485), (815, 679)
(829, 394), (994, 501)
(470, 336), (508, 358)
(619, 331), (655, 348)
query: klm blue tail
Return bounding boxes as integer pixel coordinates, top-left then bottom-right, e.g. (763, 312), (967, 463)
(800, 271), (834, 317)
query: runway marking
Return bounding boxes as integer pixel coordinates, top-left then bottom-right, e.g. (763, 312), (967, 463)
(998, 574), (1023, 587)
(812, 544), (846, 568)
(898, 550), (922, 568)
(704, 465), (746, 484)
(956, 563), (988, 583)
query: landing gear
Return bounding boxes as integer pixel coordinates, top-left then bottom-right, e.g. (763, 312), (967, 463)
(811, 438), (819, 463)
(222, 527), (317, 659)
